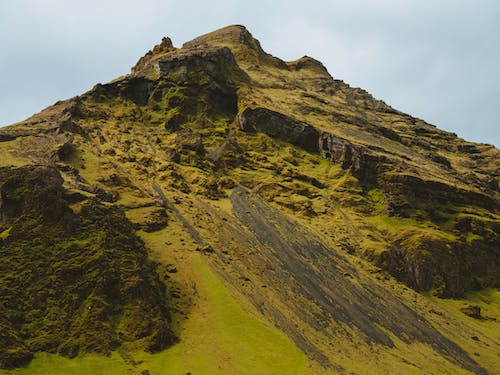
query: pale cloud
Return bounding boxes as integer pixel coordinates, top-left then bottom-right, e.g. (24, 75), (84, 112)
(0, 0), (498, 146)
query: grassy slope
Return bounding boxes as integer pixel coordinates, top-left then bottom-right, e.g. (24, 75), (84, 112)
(135, 224), (312, 375)
(9, 221), (312, 375)
(423, 289), (500, 372)
(134, 254), (309, 375)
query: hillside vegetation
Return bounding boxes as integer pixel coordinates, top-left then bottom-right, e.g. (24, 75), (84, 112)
(0, 25), (498, 374)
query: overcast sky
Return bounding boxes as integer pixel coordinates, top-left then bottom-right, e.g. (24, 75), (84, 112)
(1, 0), (499, 147)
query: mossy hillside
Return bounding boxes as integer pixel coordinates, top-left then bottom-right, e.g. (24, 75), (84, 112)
(67, 60), (499, 300)
(422, 289), (500, 372)
(148, 185), (491, 375)
(0, 166), (176, 369)
(134, 249), (311, 375)
(186, 27), (499, 297)
(11, 222), (314, 375)
(214, 128), (499, 297)
(0, 25), (499, 373)
(7, 255), (311, 375)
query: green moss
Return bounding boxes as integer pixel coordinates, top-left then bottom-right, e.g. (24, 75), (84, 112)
(0, 166), (176, 369)
(465, 231), (483, 244)
(367, 215), (418, 232)
(10, 255), (311, 375)
(8, 352), (133, 375)
(134, 255), (309, 375)
(0, 227), (11, 240)
(366, 188), (385, 214)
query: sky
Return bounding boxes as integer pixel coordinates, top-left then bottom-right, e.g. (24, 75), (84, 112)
(1, 0), (499, 147)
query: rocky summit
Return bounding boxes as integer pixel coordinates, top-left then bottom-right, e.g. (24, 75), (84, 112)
(0, 25), (498, 374)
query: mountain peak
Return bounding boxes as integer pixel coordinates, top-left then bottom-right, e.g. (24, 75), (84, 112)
(181, 25), (267, 65)
(131, 35), (176, 74)
(182, 25), (256, 49)
(1, 25), (498, 374)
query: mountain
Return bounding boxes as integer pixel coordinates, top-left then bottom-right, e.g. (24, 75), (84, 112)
(0, 25), (498, 374)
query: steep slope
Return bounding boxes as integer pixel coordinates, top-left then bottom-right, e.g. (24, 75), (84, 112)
(0, 25), (498, 374)
(0, 166), (176, 369)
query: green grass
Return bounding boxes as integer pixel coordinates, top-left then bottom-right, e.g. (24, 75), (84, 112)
(10, 254), (310, 375)
(423, 289), (500, 372)
(367, 215), (417, 233)
(7, 352), (132, 375)
(365, 189), (385, 214)
(134, 255), (309, 375)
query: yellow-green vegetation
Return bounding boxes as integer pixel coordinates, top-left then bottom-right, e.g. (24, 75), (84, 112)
(367, 215), (418, 231)
(0, 166), (175, 369)
(0, 138), (32, 166)
(9, 254), (311, 375)
(424, 289), (500, 372)
(7, 352), (133, 375)
(0, 24), (499, 374)
(0, 227), (11, 240)
(134, 255), (309, 375)
(136, 222), (313, 375)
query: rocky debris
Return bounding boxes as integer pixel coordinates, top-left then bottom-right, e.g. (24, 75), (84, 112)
(429, 152), (452, 168)
(57, 118), (83, 134)
(51, 106), (85, 136)
(460, 305), (482, 319)
(164, 264), (178, 274)
(0, 132), (17, 142)
(98, 173), (133, 188)
(197, 244), (215, 254)
(458, 143), (481, 154)
(154, 37), (174, 53)
(90, 77), (154, 106)
(50, 135), (74, 162)
(207, 138), (244, 167)
(81, 184), (118, 202)
(225, 187), (487, 374)
(0, 166), (73, 226)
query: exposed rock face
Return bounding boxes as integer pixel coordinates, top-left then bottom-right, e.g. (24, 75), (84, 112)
(460, 305), (482, 319)
(0, 166), (71, 224)
(238, 107), (319, 152)
(154, 46), (240, 85)
(131, 37), (176, 74)
(221, 187), (486, 374)
(182, 24), (267, 64)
